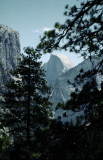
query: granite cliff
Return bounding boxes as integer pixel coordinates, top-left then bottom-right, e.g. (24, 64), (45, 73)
(43, 54), (75, 85)
(43, 54), (103, 122)
(0, 25), (20, 93)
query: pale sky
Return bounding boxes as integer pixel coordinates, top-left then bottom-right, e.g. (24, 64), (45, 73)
(0, 0), (84, 65)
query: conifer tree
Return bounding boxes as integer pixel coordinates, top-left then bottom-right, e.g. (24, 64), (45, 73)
(36, 0), (103, 74)
(0, 47), (51, 159)
(37, 0), (102, 54)
(34, 0), (103, 158)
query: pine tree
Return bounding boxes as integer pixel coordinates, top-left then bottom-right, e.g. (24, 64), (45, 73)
(0, 47), (51, 160)
(36, 0), (103, 75)
(34, 1), (103, 158)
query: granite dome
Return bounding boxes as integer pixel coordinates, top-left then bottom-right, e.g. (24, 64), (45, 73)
(43, 54), (75, 84)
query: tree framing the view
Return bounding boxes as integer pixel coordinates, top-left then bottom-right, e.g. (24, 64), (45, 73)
(0, 47), (51, 160)
(35, 0), (103, 159)
(36, 0), (103, 60)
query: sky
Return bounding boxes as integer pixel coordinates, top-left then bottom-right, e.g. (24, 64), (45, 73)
(0, 0), (84, 65)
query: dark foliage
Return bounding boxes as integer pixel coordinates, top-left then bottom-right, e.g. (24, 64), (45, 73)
(36, 0), (103, 60)
(0, 47), (51, 160)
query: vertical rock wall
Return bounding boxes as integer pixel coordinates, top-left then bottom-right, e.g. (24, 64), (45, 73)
(0, 25), (20, 92)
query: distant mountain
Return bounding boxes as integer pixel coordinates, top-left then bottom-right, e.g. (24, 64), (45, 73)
(50, 58), (95, 108)
(44, 54), (103, 122)
(0, 25), (20, 93)
(52, 57), (103, 107)
(43, 54), (75, 85)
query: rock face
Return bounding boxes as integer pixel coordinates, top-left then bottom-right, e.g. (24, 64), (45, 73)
(0, 25), (20, 92)
(44, 55), (103, 122)
(57, 59), (102, 104)
(44, 55), (103, 112)
(43, 54), (94, 108)
(43, 54), (75, 84)
(50, 59), (94, 108)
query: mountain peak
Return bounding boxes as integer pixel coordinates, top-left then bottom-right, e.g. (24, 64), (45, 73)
(0, 24), (18, 34)
(56, 54), (75, 68)
(43, 53), (75, 84)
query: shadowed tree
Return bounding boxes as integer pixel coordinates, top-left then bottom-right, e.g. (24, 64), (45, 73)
(0, 47), (51, 160)
(35, 0), (103, 159)
(36, 0), (103, 73)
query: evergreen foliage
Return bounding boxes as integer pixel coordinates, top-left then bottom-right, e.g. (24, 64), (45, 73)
(0, 47), (51, 159)
(36, 0), (103, 61)
(35, 0), (103, 159)
(0, 131), (11, 159)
